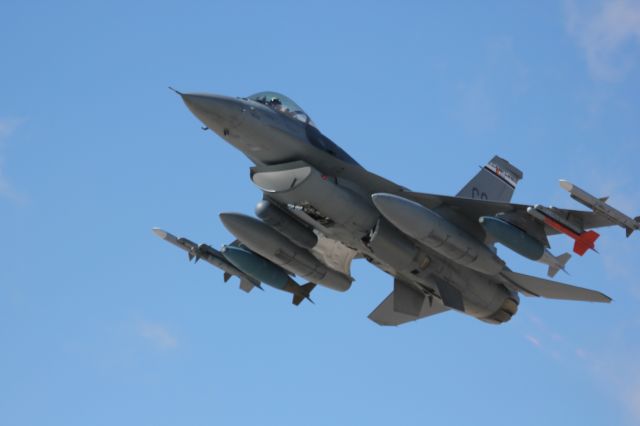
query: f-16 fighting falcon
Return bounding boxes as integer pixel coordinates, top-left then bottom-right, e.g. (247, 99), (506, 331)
(153, 90), (640, 326)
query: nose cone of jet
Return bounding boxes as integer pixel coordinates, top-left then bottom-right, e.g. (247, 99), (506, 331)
(179, 92), (245, 131)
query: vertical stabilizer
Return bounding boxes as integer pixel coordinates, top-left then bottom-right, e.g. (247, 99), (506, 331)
(457, 156), (523, 202)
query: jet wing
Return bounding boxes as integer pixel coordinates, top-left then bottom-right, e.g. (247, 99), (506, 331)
(401, 191), (616, 236)
(501, 270), (611, 303)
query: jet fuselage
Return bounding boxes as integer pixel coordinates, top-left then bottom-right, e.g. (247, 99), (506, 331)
(179, 91), (518, 323)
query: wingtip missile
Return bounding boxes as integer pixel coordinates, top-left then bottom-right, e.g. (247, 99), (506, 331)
(559, 180), (640, 237)
(152, 228), (195, 250)
(526, 207), (599, 255)
(558, 179), (573, 192)
(152, 227), (169, 239)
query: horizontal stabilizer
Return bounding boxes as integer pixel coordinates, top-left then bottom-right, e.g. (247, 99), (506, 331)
(502, 271), (611, 303)
(369, 292), (449, 326)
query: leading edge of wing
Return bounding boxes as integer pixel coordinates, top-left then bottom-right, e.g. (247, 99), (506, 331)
(400, 190), (616, 234)
(501, 270), (611, 303)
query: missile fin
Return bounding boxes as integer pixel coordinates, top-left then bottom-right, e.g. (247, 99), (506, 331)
(547, 252), (571, 278)
(239, 279), (255, 293)
(573, 230), (599, 256)
(223, 272), (232, 282)
(599, 196), (609, 202)
(292, 283), (316, 306)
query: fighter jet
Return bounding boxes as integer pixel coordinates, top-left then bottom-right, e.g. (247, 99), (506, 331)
(154, 90), (639, 326)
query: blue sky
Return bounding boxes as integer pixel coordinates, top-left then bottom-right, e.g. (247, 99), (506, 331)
(2, 1), (640, 425)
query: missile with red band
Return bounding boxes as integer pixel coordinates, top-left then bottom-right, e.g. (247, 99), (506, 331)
(526, 207), (599, 256)
(533, 205), (583, 234)
(559, 180), (640, 238)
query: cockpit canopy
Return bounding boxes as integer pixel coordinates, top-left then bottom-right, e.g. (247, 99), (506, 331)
(248, 91), (315, 126)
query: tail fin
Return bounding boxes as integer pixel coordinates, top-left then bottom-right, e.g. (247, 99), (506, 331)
(547, 252), (571, 278)
(574, 230), (599, 256)
(292, 283), (316, 306)
(457, 156), (523, 202)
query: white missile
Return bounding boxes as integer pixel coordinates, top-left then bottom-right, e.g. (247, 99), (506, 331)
(559, 180), (640, 237)
(152, 227), (261, 291)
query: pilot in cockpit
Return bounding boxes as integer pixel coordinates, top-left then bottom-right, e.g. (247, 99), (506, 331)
(267, 97), (288, 113)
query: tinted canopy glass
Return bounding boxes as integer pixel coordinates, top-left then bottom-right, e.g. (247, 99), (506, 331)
(248, 91), (315, 126)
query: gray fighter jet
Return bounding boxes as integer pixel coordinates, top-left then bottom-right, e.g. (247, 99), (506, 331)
(154, 90), (639, 326)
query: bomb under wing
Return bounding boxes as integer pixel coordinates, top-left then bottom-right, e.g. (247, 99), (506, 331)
(152, 227), (261, 292)
(218, 213), (352, 292)
(371, 193), (505, 276)
(221, 245), (315, 305)
(479, 216), (571, 277)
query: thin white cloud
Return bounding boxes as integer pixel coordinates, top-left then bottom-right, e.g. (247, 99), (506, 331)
(137, 320), (178, 350)
(525, 334), (541, 347)
(525, 313), (640, 423)
(566, 0), (640, 81)
(583, 343), (640, 424)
